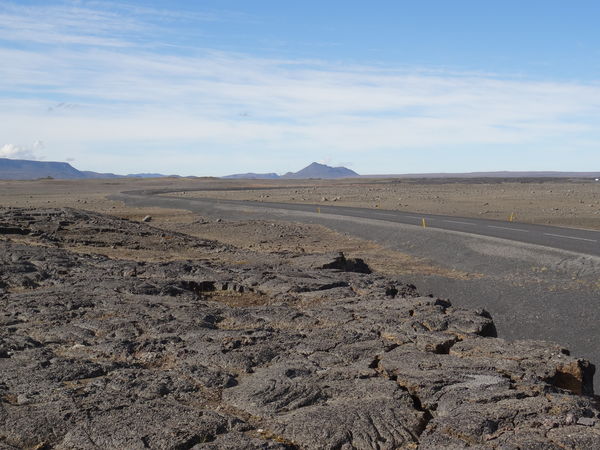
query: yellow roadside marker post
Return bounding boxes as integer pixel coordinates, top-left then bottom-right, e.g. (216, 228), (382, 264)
(317, 207), (321, 214)
(422, 218), (427, 228)
(509, 212), (515, 222)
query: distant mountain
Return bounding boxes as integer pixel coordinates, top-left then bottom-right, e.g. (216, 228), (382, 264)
(80, 171), (172, 179)
(223, 162), (359, 180)
(281, 162), (359, 179)
(7, 156), (594, 181)
(126, 173), (174, 178)
(79, 170), (121, 179)
(222, 172), (280, 180)
(0, 158), (87, 180)
(0, 158), (171, 180)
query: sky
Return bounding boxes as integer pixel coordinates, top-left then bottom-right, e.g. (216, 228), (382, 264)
(1, 0), (599, 176)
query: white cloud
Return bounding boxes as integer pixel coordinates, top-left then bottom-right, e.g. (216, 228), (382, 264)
(3, 61), (598, 153)
(0, 141), (43, 160)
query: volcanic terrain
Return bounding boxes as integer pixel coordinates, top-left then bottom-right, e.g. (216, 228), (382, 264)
(1, 206), (600, 448)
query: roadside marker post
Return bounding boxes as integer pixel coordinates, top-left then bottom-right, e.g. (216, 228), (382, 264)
(317, 207), (321, 214)
(422, 218), (427, 228)
(509, 212), (516, 222)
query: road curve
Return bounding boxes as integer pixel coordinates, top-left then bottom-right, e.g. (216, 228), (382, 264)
(119, 188), (600, 257)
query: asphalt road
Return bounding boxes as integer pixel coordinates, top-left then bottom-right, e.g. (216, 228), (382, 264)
(122, 188), (600, 257)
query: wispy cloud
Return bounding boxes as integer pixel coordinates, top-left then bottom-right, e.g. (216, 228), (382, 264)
(1, 1), (599, 174)
(0, 2), (142, 47)
(0, 1), (225, 48)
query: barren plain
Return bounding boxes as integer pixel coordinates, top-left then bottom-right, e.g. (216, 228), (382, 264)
(2, 177), (600, 448)
(3, 176), (600, 231)
(167, 178), (600, 231)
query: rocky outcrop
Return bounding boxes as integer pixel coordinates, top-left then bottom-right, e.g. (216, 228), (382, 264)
(1, 207), (599, 449)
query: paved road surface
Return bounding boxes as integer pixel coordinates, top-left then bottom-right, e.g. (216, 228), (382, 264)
(123, 188), (600, 257)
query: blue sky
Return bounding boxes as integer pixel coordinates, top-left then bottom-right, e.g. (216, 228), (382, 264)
(1, 0), (599, 175)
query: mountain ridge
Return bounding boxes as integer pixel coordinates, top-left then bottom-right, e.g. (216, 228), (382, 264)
(1, 157), (598, 180)
(223, 162), (360, 179)
(281, 162), (359, 179)
(0, 158), (174, 180)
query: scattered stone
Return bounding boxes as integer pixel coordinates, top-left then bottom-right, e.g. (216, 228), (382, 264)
(142, 215), (152, 222)
(578, 417), (597, 426)
(319, 252), (372, 274)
